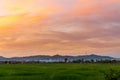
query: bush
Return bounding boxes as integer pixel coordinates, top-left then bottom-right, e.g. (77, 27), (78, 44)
(102, 69), (120, 80)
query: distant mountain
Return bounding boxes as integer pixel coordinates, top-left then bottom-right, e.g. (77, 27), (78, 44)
(0, 54), (114, 61)
(76, 54), (114, 60)
(0, 56), (6, 60)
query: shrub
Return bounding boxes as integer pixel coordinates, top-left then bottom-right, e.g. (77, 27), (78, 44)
(102, 69), (120, 80)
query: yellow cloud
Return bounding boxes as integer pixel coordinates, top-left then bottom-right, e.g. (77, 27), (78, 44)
(0, 13), (26, 27)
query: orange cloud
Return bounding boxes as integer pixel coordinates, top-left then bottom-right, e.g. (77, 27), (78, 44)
(0, 13), (27, 27)
(0, 0), (120, 57)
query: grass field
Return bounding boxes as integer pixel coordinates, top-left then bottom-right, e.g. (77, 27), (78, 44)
(0, 63), (120, 80)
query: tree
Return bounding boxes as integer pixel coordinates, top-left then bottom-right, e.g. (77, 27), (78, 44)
(64, 58), (68, 63)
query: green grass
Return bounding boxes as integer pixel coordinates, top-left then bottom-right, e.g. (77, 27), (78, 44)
(0, 63), (120, 80)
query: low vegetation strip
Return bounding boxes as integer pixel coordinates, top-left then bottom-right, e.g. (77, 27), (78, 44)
(0, 63), (120, 80)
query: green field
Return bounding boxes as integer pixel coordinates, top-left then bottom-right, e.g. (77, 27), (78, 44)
(0, 63), (120, 80)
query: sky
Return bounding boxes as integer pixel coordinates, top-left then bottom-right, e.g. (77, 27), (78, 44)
(0, 0), (120, 57)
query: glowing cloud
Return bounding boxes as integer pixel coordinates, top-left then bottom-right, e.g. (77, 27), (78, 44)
(0, 0), (120, 57)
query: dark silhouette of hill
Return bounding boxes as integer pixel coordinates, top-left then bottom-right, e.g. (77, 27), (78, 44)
(0, 56), (6, 60)
(0, 54), (114, 61)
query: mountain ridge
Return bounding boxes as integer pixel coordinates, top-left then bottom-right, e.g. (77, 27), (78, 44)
(0, 54), (114, 61)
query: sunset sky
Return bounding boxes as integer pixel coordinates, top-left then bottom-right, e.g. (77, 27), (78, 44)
(0, 0), (120, 57)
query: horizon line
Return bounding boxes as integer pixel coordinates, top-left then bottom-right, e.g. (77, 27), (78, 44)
(1, 54), (115, 58)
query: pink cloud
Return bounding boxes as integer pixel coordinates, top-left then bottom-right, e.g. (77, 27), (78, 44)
(0, 0), (120, 57)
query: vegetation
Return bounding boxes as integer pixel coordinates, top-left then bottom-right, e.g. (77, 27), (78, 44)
(102, 69), (120, 80)
(0, 63), (120, 80)
(72, 59), (119, 63)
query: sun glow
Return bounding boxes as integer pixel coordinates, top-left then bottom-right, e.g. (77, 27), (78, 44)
(0, 14), (26, 27)
(0, 0), (119, 57)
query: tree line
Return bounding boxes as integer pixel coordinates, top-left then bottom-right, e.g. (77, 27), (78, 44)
(0, 58), (119, 64)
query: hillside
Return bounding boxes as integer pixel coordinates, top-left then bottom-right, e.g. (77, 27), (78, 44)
(0, 54), (114, 61)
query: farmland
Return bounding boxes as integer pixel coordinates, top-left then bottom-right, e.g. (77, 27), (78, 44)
(0, 63), (120, 80)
